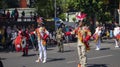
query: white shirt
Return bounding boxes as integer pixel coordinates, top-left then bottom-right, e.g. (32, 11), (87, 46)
(113, 27), (120, 36)
(95, 27), (101, 36)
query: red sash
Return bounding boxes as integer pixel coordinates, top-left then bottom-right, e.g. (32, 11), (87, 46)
(116, 34), (120, 39)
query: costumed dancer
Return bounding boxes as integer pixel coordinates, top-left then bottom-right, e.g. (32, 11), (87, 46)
(14, 29), (22, 52)
(21, 30), (29, 56)
(31, 16), (49, 63)
(113, 25), (120, 48)
(66, 21), (91, 67)
(56, 25), (64, 52)
(93, 24), (102, 50)
(10, 30), (17, 52)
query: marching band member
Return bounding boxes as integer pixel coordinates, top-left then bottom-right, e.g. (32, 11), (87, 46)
(66, 21), (91, 67)
(21, 34), (27, 56)
(21, 30), (29, 56)
(113, 25), (120, 48)
(93, 24), (102, 50)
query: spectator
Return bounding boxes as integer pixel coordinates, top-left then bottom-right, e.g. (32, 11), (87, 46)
(21, 11), (25, 21)
(33, 13), (37, 21)
(14, 8), (19, 21)
(30, 11), (33, 21)
(6, 10), (10, 21)
(11, 10), (15, 21)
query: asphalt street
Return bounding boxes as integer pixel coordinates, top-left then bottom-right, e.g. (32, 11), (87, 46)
(1, 39), (120, 67)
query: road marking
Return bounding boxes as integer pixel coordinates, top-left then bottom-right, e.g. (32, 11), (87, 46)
(88, 55), (113, 60)
(66, 55), (113, 64)
(67, 61), (76, 64)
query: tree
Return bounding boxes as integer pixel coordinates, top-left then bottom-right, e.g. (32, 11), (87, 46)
(34, 0), (54, 18)
(5, 0), (19, 8)
(0, 0), (7, 9)
(33, 0), (119, 23)
(0, 0), (19, 9)
(75, 0), (113, 23)
(33, 0), (79, 18)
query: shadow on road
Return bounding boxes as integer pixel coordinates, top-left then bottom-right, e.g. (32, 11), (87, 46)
(100, 48), (110, 50)
(47, 58), (65, 62)
(0, 58), (7, 60)
(0, 60), (4, 67)
(22, 54), (36, 57)
(88, 64), (108, 67)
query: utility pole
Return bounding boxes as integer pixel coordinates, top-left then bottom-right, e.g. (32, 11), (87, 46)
(118, 1), (120, 25)
(54, 0), (57, 30)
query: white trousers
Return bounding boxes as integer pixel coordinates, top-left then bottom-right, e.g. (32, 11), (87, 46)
(114, 39), (119, 47)
(38, 40), (47, 61)
(96, 38), (101, 49)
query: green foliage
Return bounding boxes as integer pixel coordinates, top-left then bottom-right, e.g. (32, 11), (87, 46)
(34, 0), (54, 18)
(78, 0), (114, 22)
(6, 0), (19, 8)
(34, 0), (80, 18)
(33, 0), (118, 23)
(0, 0), (19, 9)
(0, 0), (7, 9)
(58, 13), (66, 21)
(72, 17), (76, 22)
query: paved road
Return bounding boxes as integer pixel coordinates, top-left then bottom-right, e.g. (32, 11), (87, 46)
(1, 39), (120, 67)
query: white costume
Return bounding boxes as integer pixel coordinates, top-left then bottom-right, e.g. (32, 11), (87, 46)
(113, 26), (120, 48)
(35, 27), (49, 63)
(94, 27), (102, 50)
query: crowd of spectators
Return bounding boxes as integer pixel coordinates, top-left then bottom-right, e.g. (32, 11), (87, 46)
(0, 8), (37, 22)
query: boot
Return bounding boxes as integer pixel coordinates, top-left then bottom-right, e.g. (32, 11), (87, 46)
(78, 64), (81, 67)
(25, 48), (28, 56)
(22, 52), (25, 56)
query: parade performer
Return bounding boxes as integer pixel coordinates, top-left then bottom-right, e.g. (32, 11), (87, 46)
(66, 21), (91, 67)
(14, 29), (22, 52)
(113, 25), (120, 48)
(21, 31), (29, 56)
(31, 17), (49, 63)
(56, 26), (64, 52)
(92, 24), (102, 50)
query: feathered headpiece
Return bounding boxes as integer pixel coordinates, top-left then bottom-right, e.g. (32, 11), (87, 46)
(76, 12), (87, 21)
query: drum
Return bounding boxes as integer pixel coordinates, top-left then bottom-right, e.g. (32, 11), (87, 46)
(21, 38), (26, 48)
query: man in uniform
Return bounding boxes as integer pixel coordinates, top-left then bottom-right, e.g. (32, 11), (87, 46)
(56, 26), (64, 52)
(66, 21), (91, 67)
